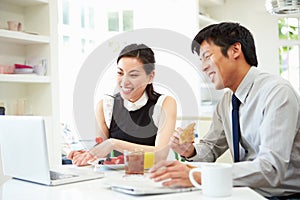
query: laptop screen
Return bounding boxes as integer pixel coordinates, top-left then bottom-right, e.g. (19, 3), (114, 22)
(0, 116), (51, 184)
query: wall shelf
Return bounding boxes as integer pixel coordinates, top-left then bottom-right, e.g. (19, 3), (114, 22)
(0, 74), (50, 83)
(0, 0), (48, 7)
(0, 29), (49, 44)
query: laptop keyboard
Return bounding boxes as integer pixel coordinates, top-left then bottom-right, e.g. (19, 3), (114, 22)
(50, 171), (79, 180)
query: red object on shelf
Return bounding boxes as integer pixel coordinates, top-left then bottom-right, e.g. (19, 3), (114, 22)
(14, 64), (33, 69)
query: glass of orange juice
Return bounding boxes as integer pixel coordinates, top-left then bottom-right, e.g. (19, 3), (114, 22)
(144, 152), (155, 170)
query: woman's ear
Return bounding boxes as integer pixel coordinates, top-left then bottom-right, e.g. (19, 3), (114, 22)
(148, 70), (155, 84)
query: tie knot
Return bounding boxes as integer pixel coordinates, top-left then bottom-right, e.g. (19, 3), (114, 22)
(232, 94), (241, 110)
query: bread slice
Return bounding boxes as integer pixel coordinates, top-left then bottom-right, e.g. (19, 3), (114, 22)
(179, 122), (196, 144)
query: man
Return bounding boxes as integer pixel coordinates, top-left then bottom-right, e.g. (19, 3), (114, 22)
(150, 22), (300, 199)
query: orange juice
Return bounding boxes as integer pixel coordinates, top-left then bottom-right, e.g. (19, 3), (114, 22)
(144, 152), (155, 169)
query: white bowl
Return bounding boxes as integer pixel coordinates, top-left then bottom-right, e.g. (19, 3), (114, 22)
(14, 68), (34, 74)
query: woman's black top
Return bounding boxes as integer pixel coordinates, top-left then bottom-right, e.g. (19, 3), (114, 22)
(109, 93), (160, 148)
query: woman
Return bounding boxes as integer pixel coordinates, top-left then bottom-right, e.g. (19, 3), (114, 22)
(68, 43), (177, 166)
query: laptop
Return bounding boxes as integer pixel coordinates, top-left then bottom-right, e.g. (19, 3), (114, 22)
(0, 115), (104, 186)
(108, 175), (199, 195)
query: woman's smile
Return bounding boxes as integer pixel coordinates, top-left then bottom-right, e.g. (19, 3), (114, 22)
(120, 86), (133, 95)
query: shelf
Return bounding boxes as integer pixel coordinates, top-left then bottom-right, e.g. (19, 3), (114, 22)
(0, 74), (50, 83)
(0, 0), (48, 7)
(0, 29), (49, 44)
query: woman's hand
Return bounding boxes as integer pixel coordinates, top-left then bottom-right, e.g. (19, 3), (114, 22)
(67, 149), (86, 160)
(67, 139), (114, 166)
(70, 150), (96, 166)
(149, 160), (200, 187)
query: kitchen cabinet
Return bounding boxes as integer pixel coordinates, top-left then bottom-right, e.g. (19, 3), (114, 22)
(0, 0), (60, 166)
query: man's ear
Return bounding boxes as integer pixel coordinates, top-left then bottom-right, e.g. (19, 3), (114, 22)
(231, 42), (242, 59)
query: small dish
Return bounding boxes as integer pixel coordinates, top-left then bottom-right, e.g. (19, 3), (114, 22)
(14, 68), (34, 74)
(95, 164), (125, 170)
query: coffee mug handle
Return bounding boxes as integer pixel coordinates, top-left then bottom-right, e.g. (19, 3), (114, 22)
(189, 168), (202, 189)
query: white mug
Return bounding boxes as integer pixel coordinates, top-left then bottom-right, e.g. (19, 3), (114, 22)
(189, 163), (233, 197)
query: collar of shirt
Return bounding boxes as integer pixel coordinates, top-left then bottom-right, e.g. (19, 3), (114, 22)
(123, 92), (148, 111)
(235, 67), (259, 104)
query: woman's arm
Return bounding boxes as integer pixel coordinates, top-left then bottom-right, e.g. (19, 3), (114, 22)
(154, 96), (177, 157)
(72, 96), (177, 166)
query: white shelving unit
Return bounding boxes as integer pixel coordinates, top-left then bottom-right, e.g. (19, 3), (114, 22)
(0, 0), (60, 169)
(0, 0), (56, 114)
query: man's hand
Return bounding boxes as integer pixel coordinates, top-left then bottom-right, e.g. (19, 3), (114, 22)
(149, 160), (201, 187)
(169, 128), (196, 158)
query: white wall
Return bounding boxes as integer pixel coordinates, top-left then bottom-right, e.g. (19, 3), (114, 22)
(205, 0), (279, 75)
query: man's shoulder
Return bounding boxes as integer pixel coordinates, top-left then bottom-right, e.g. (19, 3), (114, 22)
(254, 70), (292, 90)
(253, 71), (300, 102)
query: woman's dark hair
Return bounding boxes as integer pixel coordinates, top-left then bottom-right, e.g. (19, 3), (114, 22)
(191, 22), (258, 67)
(117, 43), (160, 100)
